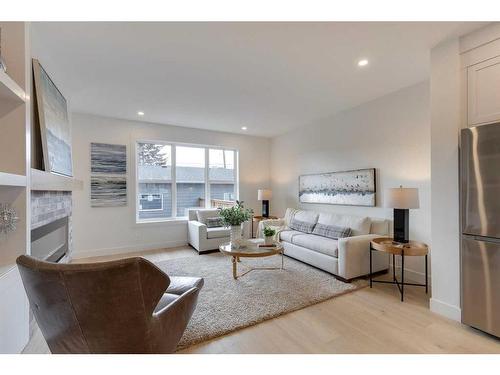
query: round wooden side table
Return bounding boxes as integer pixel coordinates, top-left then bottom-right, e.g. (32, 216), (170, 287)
(370, 237), (429, 302)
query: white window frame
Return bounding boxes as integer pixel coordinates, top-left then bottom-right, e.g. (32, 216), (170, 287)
(138, 193), (164, 212)
(207, 147), (238, 208)
(135, 140), (239, 223)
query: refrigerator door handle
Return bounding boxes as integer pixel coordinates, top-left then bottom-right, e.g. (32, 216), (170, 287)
(463, 234), (500, 244)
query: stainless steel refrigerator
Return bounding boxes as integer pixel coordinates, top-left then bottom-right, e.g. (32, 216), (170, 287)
(461, 122), (500, 338)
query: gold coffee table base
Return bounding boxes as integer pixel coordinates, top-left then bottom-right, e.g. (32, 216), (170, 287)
(231, 253), (284, 280)
(219, 240), (285, 280)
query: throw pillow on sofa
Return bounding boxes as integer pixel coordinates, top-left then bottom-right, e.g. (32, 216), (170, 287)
(206, 217), (224, 228)
(312, 223), (352, 239)
(196, 209), (221, 224)
(289, 218), (316, 233)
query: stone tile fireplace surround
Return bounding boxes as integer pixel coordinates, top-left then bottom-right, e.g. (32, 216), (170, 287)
(31, 191), (73, 261)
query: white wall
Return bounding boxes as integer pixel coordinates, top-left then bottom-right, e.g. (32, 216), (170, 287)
(71, 113), (270, 258)
(270, 82), (431, 280)
(429, 38), (462, 321)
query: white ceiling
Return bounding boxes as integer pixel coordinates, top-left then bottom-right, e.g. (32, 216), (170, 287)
(31, 22), (485, 137)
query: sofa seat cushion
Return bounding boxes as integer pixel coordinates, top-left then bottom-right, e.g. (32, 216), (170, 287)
(291, 234), (339, 258)
(279, 230), (303, 243)
(206, 227), (230, 239)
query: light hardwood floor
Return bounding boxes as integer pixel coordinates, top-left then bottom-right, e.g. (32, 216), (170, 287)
(23, 246), (500, 354)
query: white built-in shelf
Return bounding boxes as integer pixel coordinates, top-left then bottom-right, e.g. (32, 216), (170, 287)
(31, 168), (83, 192)
(0, 70), (26, 118)
(0, 171), (27, 187)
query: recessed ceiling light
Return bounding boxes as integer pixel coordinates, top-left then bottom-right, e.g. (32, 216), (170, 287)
(241, 126), (248, 130)
(357, 59), (369, 67)
(137, 111), (145, 116)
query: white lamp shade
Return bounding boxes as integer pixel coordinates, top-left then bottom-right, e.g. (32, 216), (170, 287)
(385, 187), (419, 209)
(257, 189), (272, 201)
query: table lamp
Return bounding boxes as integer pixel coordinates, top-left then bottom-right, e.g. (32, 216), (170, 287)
(385, 186), (419, 243)
(257, 189), (272, 217)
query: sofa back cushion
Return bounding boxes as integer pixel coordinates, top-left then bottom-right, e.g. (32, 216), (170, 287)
(195, 209), (221, 224)
(316, 213), (371, 236)
(312, 223), (352, 239)
(289, 218), (316, 233)
(293, 209), (319, 225)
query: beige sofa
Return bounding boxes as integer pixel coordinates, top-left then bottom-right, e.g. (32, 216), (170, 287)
(259, 208), (390, 281)
(187, 208), (251, 253)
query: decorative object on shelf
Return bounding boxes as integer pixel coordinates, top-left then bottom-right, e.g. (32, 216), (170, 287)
(90, 176), (127, 207)
(218, 201), (253, 249)
(263, 226), (276, 245)
(0, 27), (7, 72)
(257, 189), (272, 217)
(90, 143), (127, 174)
(33, 59), (73, 177)
(299, 168), (376, 206)
(385, 186), (419, 243)
(0, 203), (19, 234)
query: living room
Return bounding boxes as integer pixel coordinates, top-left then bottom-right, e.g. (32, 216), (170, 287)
(1, 1), (500, 373)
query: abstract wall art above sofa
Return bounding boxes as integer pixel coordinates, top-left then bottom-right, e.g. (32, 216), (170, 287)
(299, 168), (376, 207)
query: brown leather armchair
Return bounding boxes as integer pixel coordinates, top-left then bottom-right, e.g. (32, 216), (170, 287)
(16, 255), (203, 354)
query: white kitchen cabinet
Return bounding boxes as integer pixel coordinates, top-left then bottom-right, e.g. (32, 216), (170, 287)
(468, 55), (500, 126)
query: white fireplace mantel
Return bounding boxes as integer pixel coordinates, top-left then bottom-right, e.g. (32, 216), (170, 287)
(30, 169), (83, 192)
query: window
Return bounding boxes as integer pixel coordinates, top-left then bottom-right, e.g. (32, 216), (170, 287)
(139, 194), (163, 211)
(208, 149), (236, 208)
(137, 142), (172, 221)
(136, 141), (238, 222)
(176, 146), (205, 217)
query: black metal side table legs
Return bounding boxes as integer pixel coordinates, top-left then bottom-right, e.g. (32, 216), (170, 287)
(369, 245), (428, 302)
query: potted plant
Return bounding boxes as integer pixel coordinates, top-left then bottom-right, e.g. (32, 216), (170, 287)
(263, 226), (276, 246)
(219, 201), (253, 249)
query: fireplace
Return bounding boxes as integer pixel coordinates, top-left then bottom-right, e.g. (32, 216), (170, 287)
(31, 216), (69, 262)
(31, 190), (72, 262)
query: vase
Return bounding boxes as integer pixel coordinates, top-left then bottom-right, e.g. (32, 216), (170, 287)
(264, 235), (274, 246)
(230, 224), (243, 249)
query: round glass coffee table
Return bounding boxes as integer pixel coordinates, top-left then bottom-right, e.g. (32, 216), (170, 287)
(219, 239), (284, 279)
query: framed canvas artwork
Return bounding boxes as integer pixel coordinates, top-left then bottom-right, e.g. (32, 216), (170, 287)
(91, 176), (127, 207)
(33, 59), (73, 177)
(91, 143), (127, 174)
(299, 168), (376, 207)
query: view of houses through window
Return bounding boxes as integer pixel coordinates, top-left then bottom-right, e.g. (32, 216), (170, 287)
(137, 141), (237, 221)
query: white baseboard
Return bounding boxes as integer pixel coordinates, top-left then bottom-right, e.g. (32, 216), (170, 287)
(389, 264), (431, 285)
(71, 240), (188, 260)
(430, 298), (462, 322)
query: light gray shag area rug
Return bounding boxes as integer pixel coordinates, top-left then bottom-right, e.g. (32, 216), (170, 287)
(155, 252), (366, 351)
